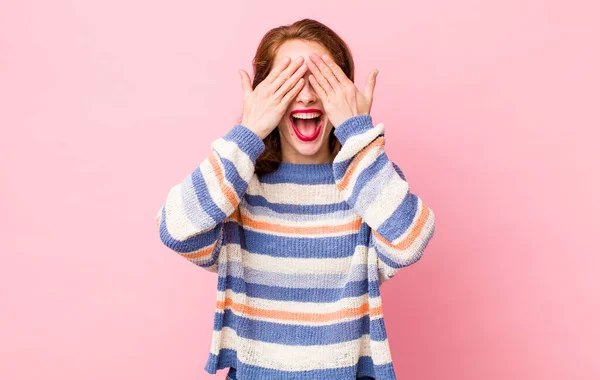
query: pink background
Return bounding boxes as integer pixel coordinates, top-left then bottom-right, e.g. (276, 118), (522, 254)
(1, 1), (598, 379)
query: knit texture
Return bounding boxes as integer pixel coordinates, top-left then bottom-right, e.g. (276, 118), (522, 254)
(156, 114), (436, 379)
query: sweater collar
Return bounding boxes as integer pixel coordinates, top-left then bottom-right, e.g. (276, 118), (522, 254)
(261, 160), (335, 184)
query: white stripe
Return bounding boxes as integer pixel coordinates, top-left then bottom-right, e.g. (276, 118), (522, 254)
(209, 326), (239, 353)
(334, 123), (385, 162)
(163, 182), (213, 240)
(211, 137), (256, 181)
(363, 165), (410, 231)
(235, 333), (393, 370)
(244, 202), (352, 223)
(247, 182), (341, 205)
(210, 327), (393, 368)
(339, 135), (385, 203)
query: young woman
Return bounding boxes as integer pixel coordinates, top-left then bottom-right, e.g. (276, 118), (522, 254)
(156, 18), (436, 380)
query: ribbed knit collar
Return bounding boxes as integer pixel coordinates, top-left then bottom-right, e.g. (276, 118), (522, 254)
(261, 160), (335, 184)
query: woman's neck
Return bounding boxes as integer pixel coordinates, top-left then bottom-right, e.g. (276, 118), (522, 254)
(280, 148), (334, 165)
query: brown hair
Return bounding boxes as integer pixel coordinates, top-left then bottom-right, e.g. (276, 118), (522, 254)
(237, 18), (355, 176)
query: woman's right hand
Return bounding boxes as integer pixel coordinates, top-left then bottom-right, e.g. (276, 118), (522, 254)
(238, 56), (308, 139)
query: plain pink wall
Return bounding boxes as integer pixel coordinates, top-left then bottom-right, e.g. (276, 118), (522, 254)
(1, 1), (598, 379)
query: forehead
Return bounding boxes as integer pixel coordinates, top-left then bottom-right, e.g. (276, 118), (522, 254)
(273, 39), (329, 65)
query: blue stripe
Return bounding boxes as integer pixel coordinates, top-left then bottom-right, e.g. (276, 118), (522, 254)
(220, 157), (249, 197)
(220, 218), (372, 259)
(191, 165), (227, 222)
(259, 161), (336, 184)
(218, 277), (381, 301)
(222, 124), (265, 161)
(244, 194), (350, 214)
(332, 114), (375, 145)
(391, 161), (406, 181)
(332, 157), (352, 181)
(239, 228), (367, 258)
(376, 192), (419, 243)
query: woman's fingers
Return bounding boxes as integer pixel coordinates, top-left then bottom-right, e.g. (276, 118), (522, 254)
(281, 77), (305, 105)
(307, 58), (334, 95)
(308, 54), (337, 94)
(270, 56), (305, 94)
(321, 54), (353, 88)
(238, 69), (251, 98)
(263, 56), (291, 85)
(364, 69), (378, 104)
(308, 74), (327, 101)
(273, 62), (307, 100)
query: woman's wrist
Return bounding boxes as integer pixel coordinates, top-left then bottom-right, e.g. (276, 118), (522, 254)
(241, 121), (271, 140)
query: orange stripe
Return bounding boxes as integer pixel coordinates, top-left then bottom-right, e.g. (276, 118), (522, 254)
(216, 297), (383, 322)
(239, 210), (363, 235)
(181, 239), (219, 259)
(337, 137), (385, 192)
(373, 201), (430, 250)
(208, 154), (239, 210)
(230, 207), (242, 223)
(179, 207), (361, 258)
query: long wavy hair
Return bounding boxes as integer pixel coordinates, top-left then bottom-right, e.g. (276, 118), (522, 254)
(238, 18), (355, 176)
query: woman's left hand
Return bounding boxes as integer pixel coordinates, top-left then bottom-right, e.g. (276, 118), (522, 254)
(307, 53), (379, 128)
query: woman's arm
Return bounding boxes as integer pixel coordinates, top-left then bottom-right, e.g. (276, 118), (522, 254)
(156, 124), (265, 271)
(332, 114), (436, 284)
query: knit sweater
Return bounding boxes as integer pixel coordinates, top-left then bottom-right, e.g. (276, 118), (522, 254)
(156, 114), (436, 380)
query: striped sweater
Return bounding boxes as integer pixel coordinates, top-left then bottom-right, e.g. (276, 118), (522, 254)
(156, 114), (436, 379)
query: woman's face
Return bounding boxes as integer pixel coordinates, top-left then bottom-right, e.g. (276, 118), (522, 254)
(272, 39), (334, 164)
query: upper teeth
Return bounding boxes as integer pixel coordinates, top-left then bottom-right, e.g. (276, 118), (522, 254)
(292, 112), (321, 119)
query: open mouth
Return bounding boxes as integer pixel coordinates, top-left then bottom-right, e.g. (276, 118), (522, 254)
(290, 112), (323, 142)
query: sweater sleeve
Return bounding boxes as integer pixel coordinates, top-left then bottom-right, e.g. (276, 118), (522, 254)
(332, 114), (436, 284)
(156, 124), (265, 272)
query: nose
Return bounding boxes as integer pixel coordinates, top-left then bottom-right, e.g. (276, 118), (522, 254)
(294, 72), (318, 105)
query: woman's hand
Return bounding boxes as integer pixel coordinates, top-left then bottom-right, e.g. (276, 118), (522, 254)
(306, 54), (378, 128)
(239, 56), (308, 139)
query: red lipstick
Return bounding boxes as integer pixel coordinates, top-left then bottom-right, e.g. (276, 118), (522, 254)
(290, 108), (323, 116)
(289, 109), (323, 142)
